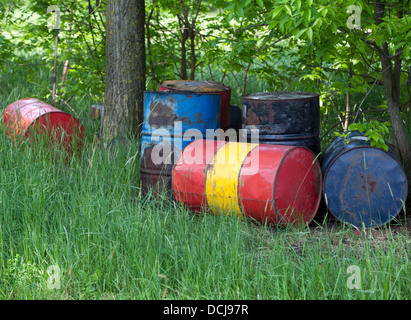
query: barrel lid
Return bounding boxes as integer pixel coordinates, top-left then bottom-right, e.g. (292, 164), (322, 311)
(322, 145), (408, 229)
(160, 80), (231, 93)
(242, 91), (320, 101)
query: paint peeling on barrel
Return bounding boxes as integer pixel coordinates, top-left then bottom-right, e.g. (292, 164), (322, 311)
(159, 80), (231, 130)
(140, 91), (222, 196)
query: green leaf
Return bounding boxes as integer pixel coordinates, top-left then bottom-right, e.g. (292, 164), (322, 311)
(256, 0), (264, 8)
(403, 45), (410, 58)
(235, 3), (244, 17)
(280, 15), (289, 30)
(319, 7), (328, 17)
(284, 4), (292, 16)
(304, 7), (311, 22)
(307, 27), (313, 42)
(295, 28), (307, 39)
(393, 41), (404, 51)
(312, 17), (322, 29)
(271, 6), (283, 19)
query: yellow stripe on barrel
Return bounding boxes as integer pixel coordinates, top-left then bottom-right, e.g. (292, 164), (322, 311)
(205, 142), (259, 216)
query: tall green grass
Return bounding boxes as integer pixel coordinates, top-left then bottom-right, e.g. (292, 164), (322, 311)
(0, 62), (409, 300)
(0, 120), (409, 299)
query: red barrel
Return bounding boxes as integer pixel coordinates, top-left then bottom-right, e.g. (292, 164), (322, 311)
(172, 140), (322, 226)
(172, 139), (227, 211)
(159, 80), (231, 130)
(3, 98), (84, 153)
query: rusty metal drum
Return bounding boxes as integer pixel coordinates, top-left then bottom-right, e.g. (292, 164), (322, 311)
(140, 91), (221, 196)
(159, 80), (231, 130)
(241, 92), (321, 155)
(172, 140), (322, 225)
(321, 131), (408, 229)
(3, 98), (84, 154)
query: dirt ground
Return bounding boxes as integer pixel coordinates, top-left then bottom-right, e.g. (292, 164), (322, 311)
(309, 197), (411, 238)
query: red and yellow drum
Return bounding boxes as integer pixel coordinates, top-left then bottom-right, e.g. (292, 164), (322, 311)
(172, 140), (322, 225)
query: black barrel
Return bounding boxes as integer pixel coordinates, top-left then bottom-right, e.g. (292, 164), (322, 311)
(241, 92), (321, 155)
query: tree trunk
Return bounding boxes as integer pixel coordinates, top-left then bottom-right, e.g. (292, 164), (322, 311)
(380, 46), (411, 172)
(103, 0), (146, 145)
(178, 14), (189, 80)
(374, 1), (411, 180)
(344, 59), (353, 131)
(189, 27), (196, 80)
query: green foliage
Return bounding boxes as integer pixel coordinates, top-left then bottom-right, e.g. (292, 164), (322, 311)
(1, 0), (410, 153)
(1, 0), (106, 104)
(334, 120), (392, 151)
(0, 254), (47, 297)
(348, 121), (392, 151)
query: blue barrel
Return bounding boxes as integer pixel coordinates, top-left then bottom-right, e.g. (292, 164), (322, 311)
(321, 131), (408, 229)
(140, 91), (221, 195)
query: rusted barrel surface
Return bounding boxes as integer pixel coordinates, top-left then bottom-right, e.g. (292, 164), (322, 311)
(322, 131), (408, 229)
(173, 140), (322, 225)
(159, 80), (231, 130)
(3, 98), (83, 153)
(241, 92), (321, 155)
(140, 91), (221, 196)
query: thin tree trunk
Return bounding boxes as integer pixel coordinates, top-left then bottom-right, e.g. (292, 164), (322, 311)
(103, 0), (146, 144)
(146, 6), (158, 86)
(374, 1), (411, 179)
(178, 14), (188, 80)
(344, 59), (353, 131)
(189, 27), (195, 80)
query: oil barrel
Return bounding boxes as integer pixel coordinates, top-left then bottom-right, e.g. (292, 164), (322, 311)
(159, 80), (231, 130)
(172, 140), (322, 225)
(172, 139), (227, 211)
(3, 98), (83, 154)
(321, 131), (408, 229)
(141, 91), (221, 196)
(241, 91), (321, 155)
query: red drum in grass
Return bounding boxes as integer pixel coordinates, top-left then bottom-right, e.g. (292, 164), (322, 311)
(172, 139), (227, 211)
(172, 140), (322, 226)
(3, 98), (84, 153)
(238, 144), (322, 225)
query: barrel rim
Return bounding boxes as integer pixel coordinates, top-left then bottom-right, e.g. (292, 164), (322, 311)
(272, 145), (322, 224)
(144, 90), (224, 97)
(322, 145), (408, 228)
(159, 80), (231, 92)
(241, 91), (320, 102)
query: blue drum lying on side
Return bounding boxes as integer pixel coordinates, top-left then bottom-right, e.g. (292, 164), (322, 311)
(321, 131), (408, 229)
